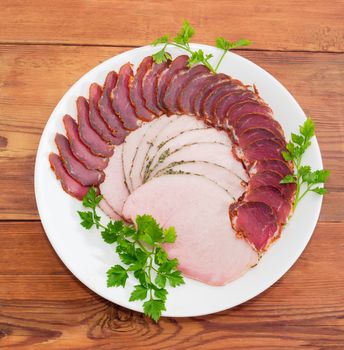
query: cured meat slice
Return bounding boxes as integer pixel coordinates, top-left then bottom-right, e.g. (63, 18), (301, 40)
(49, 153), (89, 200)
(146, 127), (231, 180)
(193, 74), (230, 116)
(249, 171), (296, 201)
(122, 175), (258, 285)
(89, 83), (119, 144)
(122, 122), (150, 192)
(163, 65), (210, 115)
(98, 199), (122, 221)
(245, 186), (291, 224)
(243, 139), (286, 162)
(99, 144), (129, 216)
(112, 63), (141, 131)
(149, 142), (248, 182)
(55, 133), (104, 186)
(63, 114), (108, 170)
(178, 71), (213, 114)
(130, 116), (173, 191)
(98, 71), (128, 144)
(156, 55), (189, 111)
(158, 161), (246, 199)
(129, 56), (155, 121)
(238, 128), (286, 149)
(249, 159), (293, 177)
(142, 60), (170, 116)
(229, 201), (278, 251)
(77, 96), (114, 157)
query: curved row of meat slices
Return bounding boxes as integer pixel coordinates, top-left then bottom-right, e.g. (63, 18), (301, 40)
(49, 54), (295, 285)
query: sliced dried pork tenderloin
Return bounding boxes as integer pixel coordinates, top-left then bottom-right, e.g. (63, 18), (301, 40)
(99, 144), (129, 217)
(229, 201), (279, 252)
(241, 139), (287, 163)
(49, 153), (89, 200)
(142, 60), (171, 116)
(112, 63), (141, 131)
(55, 133), (104, 186)
(63, 114), (108, 171)
(129, 56), (155, 121)
(249, 159), (293, 177)
(77, 96), (114, 157)
(89, 83), (119, 144)
(238, 128), (286, 149)
(123, 175), (258, 286)
(156, 55), (189, 112)
(163, 65), (210, 115)
(98, 71), (128, 144)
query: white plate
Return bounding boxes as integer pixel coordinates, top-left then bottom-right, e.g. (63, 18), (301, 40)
(35, 44), (323, 317)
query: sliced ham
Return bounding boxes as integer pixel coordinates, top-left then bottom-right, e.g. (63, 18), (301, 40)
(163, 65), (210, 115)
(89, 83), (119, 144)
(122, 175), (258, 286)
(99, 144), (129, 216)
(249, 159), (293, 177)
(98, 199), (122, 221)
(98, 71), (128, 144)
(49, 153), (89, 200)
(63, 115), (108, 171)
(142, 60), (171, 116)
(55, 133), (104, 186)
(77, 96), (114, 157)
(229, 201), (278, 251)
(129, 56), (155, 121)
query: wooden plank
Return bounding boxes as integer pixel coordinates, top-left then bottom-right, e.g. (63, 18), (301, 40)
(1, 0), (344, 52)
(0, 222), (343, 349)
(0, 45), (343, 220)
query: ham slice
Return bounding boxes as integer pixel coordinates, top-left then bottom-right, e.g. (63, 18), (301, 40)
(122, 175), (258, 285)
(98, 71), (128, 144)
(49, 153), (89, 200)
(63, 114), (108, 170)
(98, 199), (122, 221)
(77, 96), (114, 157)
(55, 133), (104, 186)
(99, 144), (129, 216)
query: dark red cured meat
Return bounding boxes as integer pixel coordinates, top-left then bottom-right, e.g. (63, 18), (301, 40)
(89, 83), (119, 144)
(163, 64), (210, 115)
(63, 114), (108, 171)
(98, 71), (128, 144)
(55, 133), (105, 186)
(202, 80), (246, 122)
(129, 56), (155, 121)
(229, 201), (278, 251)
(238, 128), (286, 149)
(249, 171), (296, 201)
(112, 63), (141, 131)
(243, 139), (286, 162)
(178, 71), (213, 114)
(227, 100), (273, 126)
(212, 90), (254, 127)
(250, 159), (293, 177)
(156, 55), (189, 112)
(142, 60), (171, 116)
(49, 153), (89, 200)
(193, 74), (230, 116)
(77, 96), (114, 157)
(245, 186), (291, 224)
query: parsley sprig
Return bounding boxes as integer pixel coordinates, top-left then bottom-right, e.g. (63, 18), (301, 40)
(78, 188), (184, 322)
(152, 21), (251, 73)
(280, 118), (330, 209)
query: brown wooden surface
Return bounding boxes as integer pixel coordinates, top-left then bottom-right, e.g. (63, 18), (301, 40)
(0, 1), (343, 349)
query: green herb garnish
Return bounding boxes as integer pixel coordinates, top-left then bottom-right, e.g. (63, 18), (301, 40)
(78, 188), (184, 322)
(152, 20), (251, 73)
(280, 117), (330, 208)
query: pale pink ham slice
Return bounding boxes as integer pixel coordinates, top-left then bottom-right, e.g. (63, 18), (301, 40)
(122, 175), (258, 286)
(98, 199), (122, 220)
(99, 144), (129, 216)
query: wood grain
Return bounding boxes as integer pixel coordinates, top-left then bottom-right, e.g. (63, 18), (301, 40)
(0, 222), (343, 349)
(1, 0), (344, 52)
(0, 44), (343, 220)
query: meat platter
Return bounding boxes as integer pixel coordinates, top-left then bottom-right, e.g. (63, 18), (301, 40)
(34, 44), (324, 317)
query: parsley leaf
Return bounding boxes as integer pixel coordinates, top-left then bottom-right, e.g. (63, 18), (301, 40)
(107, 265), (128, 287)
(129, 285), (148, 301)
(143, 299), (166, 322)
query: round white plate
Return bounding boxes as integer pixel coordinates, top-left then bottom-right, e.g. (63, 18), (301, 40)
(35, 44), (323, 317)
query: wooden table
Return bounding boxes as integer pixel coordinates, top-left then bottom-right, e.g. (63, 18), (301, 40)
(0, 1), (343, 348)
